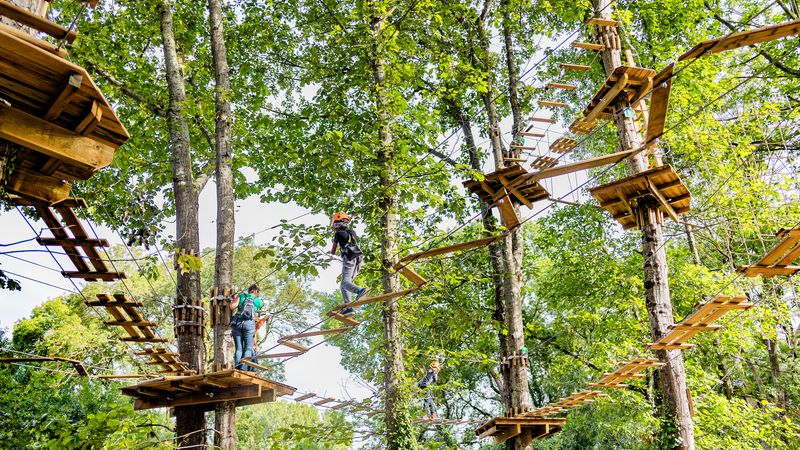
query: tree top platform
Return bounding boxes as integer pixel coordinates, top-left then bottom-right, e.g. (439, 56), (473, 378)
(121, 369), (295, 411)
(475, 416), (565, 444)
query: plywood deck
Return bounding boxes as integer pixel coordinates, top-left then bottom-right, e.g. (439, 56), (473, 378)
(120, 369), (295, 410)
(648, 295), (752, 350)
(737, 227), (800, 278)
(589, 165), (691, 230)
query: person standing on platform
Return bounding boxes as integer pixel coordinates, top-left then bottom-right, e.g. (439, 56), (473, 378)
(330, 212), (370, 316)
(419, 359), (441, 419)
(230, 284), (268, 371)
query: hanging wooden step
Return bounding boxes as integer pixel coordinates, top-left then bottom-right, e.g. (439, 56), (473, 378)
(510, 144), (538, 151)
(330, 287), (419, 312)
(645, 64), (673, 146)
(521, 131), (546, 138)
(737, 227), (800, 278)
(259, 351), (306, 359)
(569, 118), (597, 134)
(395, 264), (428, 286)
(549, 137), (578, 153)
(587, 18), (619, 27)
(528, 117), (555, 124)
(571, 41), (604, 51)
(530, 156), (559, 170)
(282, 327), (353, 341)
(277, 339), (309, 353)
(560, 63), (591, 71)
(504, 157), (527, 164)
(121, 369), (295, 410)
(241, 360), (272, 372)
(547, 82), (577, 90)
(680, 18), (800, 61)
(648, 294), (752, 350)
(538, 100), (566, 108)
(293, 392), (317, 402)
(326, 311), (360, 327)
(589, 164), (691, 230)
(589, 358), (664, 388)
(120, 337), (167, 343)
(314, 397), (336, 406)
(400, 236), (504, 264)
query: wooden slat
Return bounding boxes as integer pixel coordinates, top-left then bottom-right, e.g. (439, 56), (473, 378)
(679, 19), (800, 61)
(397, 264), (427, 286)
(37, 237), (108, 247)
(43, 73), (82, 121)
(120, 337), (167, 343)
(496, 195), (521, 229)
(241, 360), (271, 371)
(521, 130), (547, 137)
(282, 327), (353, 340)
(646, 64), (673, 145)
(104, 320), (158, 327)
(134, 384), (261, 410)
(294, 393), (316, 402)
(332, 287), (418, 312)
(494, 424), (522, 444)
(587, 17), (619, 27)
(528, 117), (555, 124)
(314, 397), (335, 406)
(326, 312), (360, 327)
(0, 0), (79, 43)
(585, 73), (628, 122)
(547, 82), (577, 90)
(400, 236), (503, 263)
(560, 63), (591, 71)
(277, 339), (309, 353)
(62, 271), (125, 281)
(0, 21), (67, 57)
(571, 41), (604, 51)
(537, 100), (566, 108)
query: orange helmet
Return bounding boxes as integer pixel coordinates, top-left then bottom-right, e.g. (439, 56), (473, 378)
(331, 211), (350, 224)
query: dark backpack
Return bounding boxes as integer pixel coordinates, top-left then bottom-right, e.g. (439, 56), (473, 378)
(232, 294), (256, 325)
(343, 228), (362, 258)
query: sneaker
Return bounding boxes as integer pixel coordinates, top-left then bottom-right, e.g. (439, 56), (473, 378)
(341, 307), (355, 316)
(431, 412), (439, 420)
(355, 287), (371, 301)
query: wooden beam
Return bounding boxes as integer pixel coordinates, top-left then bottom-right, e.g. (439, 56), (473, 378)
(537, 100), (566, 108)
(494, 424), (522, 444)
(0, 21), (67, 57)
(62, 271), (125, 281)
(294, 393), (316, 402)
(560, 63), (591, 71)
(646, 176), (679, 223)
(5, 166), (70, 204)
(547, 82), (577, 90)
(396, 264), (427, 286)
(37, 237), (108, 247)
(0, 104), (115, 172)
(43, 73), (83, 121)
(646, 64), (673, 145)
(74, 100), (103, 136)
(520, 131), (546, 138)
(585, 73), (628, 123)
(496, 195), (521, 229)
(587, 17), (619, 27)
(529, 148), (638, 182)
(571, 41), (604, 51)
(133, 384), (261, 410)
(478, 425), (498, 439)
(528, 117), (555, 124)
(400, 236), (503, 263)
(0, 0), (79, 43)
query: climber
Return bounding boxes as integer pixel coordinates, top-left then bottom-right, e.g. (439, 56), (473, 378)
(419, 359), (441, 419)
(330, 211), (370, 316)
(230, 284), (269, 371)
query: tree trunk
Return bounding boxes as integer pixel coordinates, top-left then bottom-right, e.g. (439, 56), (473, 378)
(766, 339), (786, 408)
(208, 0), (236, 448)
(369, 5), (415, 449)
(593, 1), (695, 449)
(159, 1), (206, 447)
(500, 0), (523, 158)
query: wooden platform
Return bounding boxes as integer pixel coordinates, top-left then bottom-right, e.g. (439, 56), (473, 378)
(680, 19), (800, 61)
(569, 118), (597, 134)
(464, 164), (550, 228)
(0, 356), (88, 376)
(589, 358), (664, 388)
(589, 165), (691, 230)
(737, 227), (800, 278)
(583, 66), (657, 122)
(549, 137), (578, 153)
(121, 369), (294, 410)
(648, 295), (752, 350)
(0, 23), (129, 204)
(531, 156), (558, 170)
(475, 417), (565, 443)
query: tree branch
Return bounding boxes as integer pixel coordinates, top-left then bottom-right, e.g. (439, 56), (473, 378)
(193, 162), (214, 193)
(84, 61), (168, 117)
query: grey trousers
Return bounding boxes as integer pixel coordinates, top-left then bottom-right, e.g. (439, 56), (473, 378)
(340, 254), (364, 302)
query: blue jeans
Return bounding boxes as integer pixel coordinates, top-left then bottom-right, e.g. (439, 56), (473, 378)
(340, 254), (364, 303)
(232, 319), (256, 371)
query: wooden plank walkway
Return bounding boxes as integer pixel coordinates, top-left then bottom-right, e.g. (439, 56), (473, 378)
(648, 295), (752, 350)
(680, 19), (800, 61)
(737, 227), (800, 278)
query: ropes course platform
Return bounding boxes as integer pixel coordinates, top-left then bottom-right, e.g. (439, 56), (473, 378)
(583, 66), (657, 123)
(464, 164), (550, 228)
(549, 137), (577, 153)
(648, 295), (752, 350)
(121, 369), (295, 411)
(679, 18), (800, 61)
(0, 356), (87, 376)
(737, 227), (800, 278)
(589, 164), (691, 230)
(475, 416), (565, 443)
(589, 358), (664, 388)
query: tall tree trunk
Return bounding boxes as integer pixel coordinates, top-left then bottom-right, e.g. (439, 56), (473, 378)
(159, 1), (206, 447)
(369, 5), (415, 449)
(208, 0), (236, 448)
(592, 2), (695, 449)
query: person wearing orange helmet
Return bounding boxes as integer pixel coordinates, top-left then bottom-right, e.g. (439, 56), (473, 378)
(330, 211), (370, 316)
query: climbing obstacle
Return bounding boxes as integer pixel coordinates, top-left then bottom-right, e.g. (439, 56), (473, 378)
(737, 227), (800, 278)
(583, 66), (657, 123)
(589, 164), (691, 230)
(0, 356), (88, 376)
(647, 295), (752, 350)
(475, 416), (565, 443)
(589, 358), (664, 388)
(549, 137), (577, 154)
(121, 369), (295, 410)
(134, 347), (193, 375)
(569, 118), (597, 134)
(680, 19), (800, 61)
(464, 164), (550, 229)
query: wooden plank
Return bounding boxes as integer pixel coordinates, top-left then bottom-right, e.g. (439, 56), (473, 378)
(587, 17), (619, 27)
(241, 360), (271, 371)
(104, 320), (158, 327)
(585, 73), (628, 122)
(547, 82), (577, 90)
(560, 63), (591, 71)
(6, 166), (70, 204)
(37, 237), (108, 247)
(521, 130), (547, 137)
(478, 425), (498, 439)
(0, 0), (79, 43)
(133, 384), (261, 410)
(62, 271), (125, 281)
(0, 104), (115, 171)
(400, 236), (502, 263)
(494, 424), (522, 444)
(120, 337), (167, 343)
(277, 339), (309, 353)
(74, 100), (103, 136)
(537, 100), (566, 108)
(528, 117), (555, 124)
(327, 312), (360, 327)
(498, 175), (534, 208)
(294, 393), (316, 402)
(0, 21), (67, 57)
(9, 196), (87, 208)
(282, 327), (353, 340)
(397, 264), (427, 286)
(740, 265), (800, 278)
(646, 64), (673, 145)
(679, 19), (800, 61)
(530, 148), (638, 181)
(314, 397), (335, 406)
(759, 229), (800, 265)
(496, 195), (521, 229)
(646, 176), (679, 222)
(43, 73), (82, 121)
(334, 288), (418, 312)
(571, 41), (604, 51)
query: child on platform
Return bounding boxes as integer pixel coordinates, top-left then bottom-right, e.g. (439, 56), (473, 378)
(330, 211), (370, 316)
(230, 284), (269, 371)
(419, 359), (441, 419)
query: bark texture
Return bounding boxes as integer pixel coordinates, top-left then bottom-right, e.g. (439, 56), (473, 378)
(159, 1), (206, 446)
(593, 1), (695, 448)
(208, 0), (236, 447)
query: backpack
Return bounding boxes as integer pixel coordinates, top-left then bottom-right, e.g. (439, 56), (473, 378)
(232, 294), (256, 326)
(342, 228), (362, 259)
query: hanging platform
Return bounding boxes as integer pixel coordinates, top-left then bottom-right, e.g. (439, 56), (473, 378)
(0, 356), (88, 376)
(737, 227), (800, 278)
(120, 369), (295, 410)
(475, 417), (565, 443)
(589, 358), (664, 388)
(569, 118), (597, 134)
(648, 295), (752, 350)
(583, 66), (657, 123)
(679, 19), (800, 61)
(530, 156), (559, 170)
(549, 137), (578, 153)
(0, 19), (128, 204)
(464, 164), (550, 228)
(589, 164), (691, 230)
